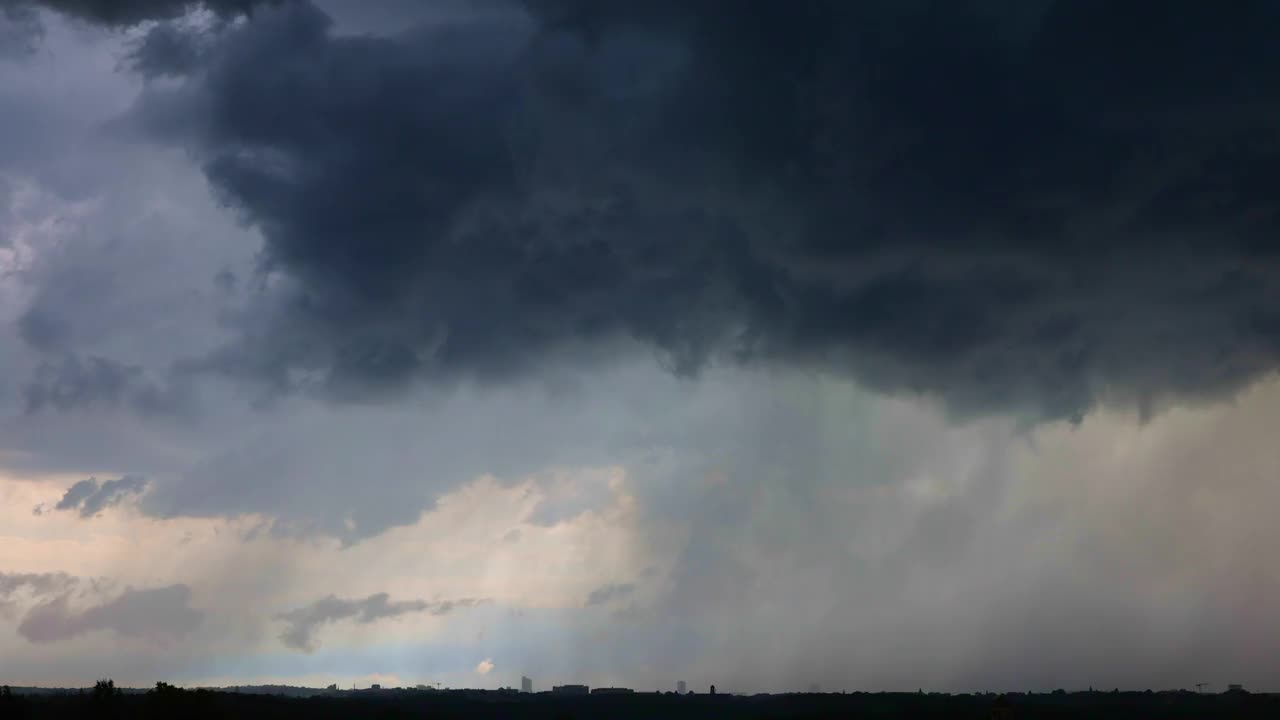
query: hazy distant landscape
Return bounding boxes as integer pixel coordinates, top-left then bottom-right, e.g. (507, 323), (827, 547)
(4, 683), (1279, 719)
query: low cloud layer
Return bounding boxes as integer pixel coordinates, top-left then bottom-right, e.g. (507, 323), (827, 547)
(17, 584), (203, 644)
(0, 571), (75, 612)
(276, 592), (487, 652)
(22, 354), (190, 417)
(53, 475), (148, 517)
(584, 582), (634, 607)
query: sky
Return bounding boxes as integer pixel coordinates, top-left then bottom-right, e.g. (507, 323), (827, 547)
(1, 0), (1279, 694)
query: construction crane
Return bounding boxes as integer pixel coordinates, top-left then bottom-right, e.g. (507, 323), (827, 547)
(1195, 683), (1211, 693)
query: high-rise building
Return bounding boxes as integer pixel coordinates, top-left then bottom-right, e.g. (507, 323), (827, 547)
(677, 680), (687, 694)
(521, 676), (533, 693)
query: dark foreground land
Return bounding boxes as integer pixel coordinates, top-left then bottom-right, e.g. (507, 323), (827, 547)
(3, 686), (1279, 719)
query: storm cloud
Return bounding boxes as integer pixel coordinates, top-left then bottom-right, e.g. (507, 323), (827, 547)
(17, 584), (203, 644)
(4, 0), (1280, 694)
(276, 592), (487, 652)
(54, 474), (148, 517)
(584, 582), (634, 607)
(2, 0), (276, 27)
(102, 0), (1280, 421)
(0, 571), (75, 608)
(0, 4), (40, 58)
(23, 354), (190, 417)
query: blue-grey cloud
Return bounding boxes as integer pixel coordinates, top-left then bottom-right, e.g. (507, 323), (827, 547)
(125, 18), (208, 77)
(0, 571), (75, 605)
(0, 4), (41, 58)
(53, 474), (148, 517)
(22, 354), (191, 417)
(584, 582), (634, 607)
(17, 584), (203, 644)
(275, 592), (487, 652)
(3, 0), (278, 28)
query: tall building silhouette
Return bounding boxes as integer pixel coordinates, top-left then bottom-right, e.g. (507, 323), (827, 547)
(521, 676), (532, 693)
(677, 680), (687, 694)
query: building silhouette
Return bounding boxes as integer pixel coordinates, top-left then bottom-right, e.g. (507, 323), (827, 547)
(677, 680), (687, 694)
(521, 676), (532, 693)
(551, 684), (589, 696)
(590, 687), (634, 695)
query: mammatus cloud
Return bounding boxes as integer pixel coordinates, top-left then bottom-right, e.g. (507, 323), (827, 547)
(275, 592), (487, 652)
(584, 582), (634, 607)
(17, 584), (203, 644)
(88, 0), (1280, 422)
(53, 475), (148, 517)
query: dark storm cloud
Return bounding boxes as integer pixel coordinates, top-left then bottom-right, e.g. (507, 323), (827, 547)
(0, 4), (40, 58)
(53, 477), (97, 511)
(22, 354), (191, 417)
(126, 19), (206, 77)
(275, 592), (487, 652)
(17, 584), (203, 644)
(584, 582), (634, 607)
(119, 0), (1280, 422)
(3, 0), (277, 27)
(54, 474), (148, 517)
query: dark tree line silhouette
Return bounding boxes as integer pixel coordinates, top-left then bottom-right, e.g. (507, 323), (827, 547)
(1, 681), (1277, 719)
